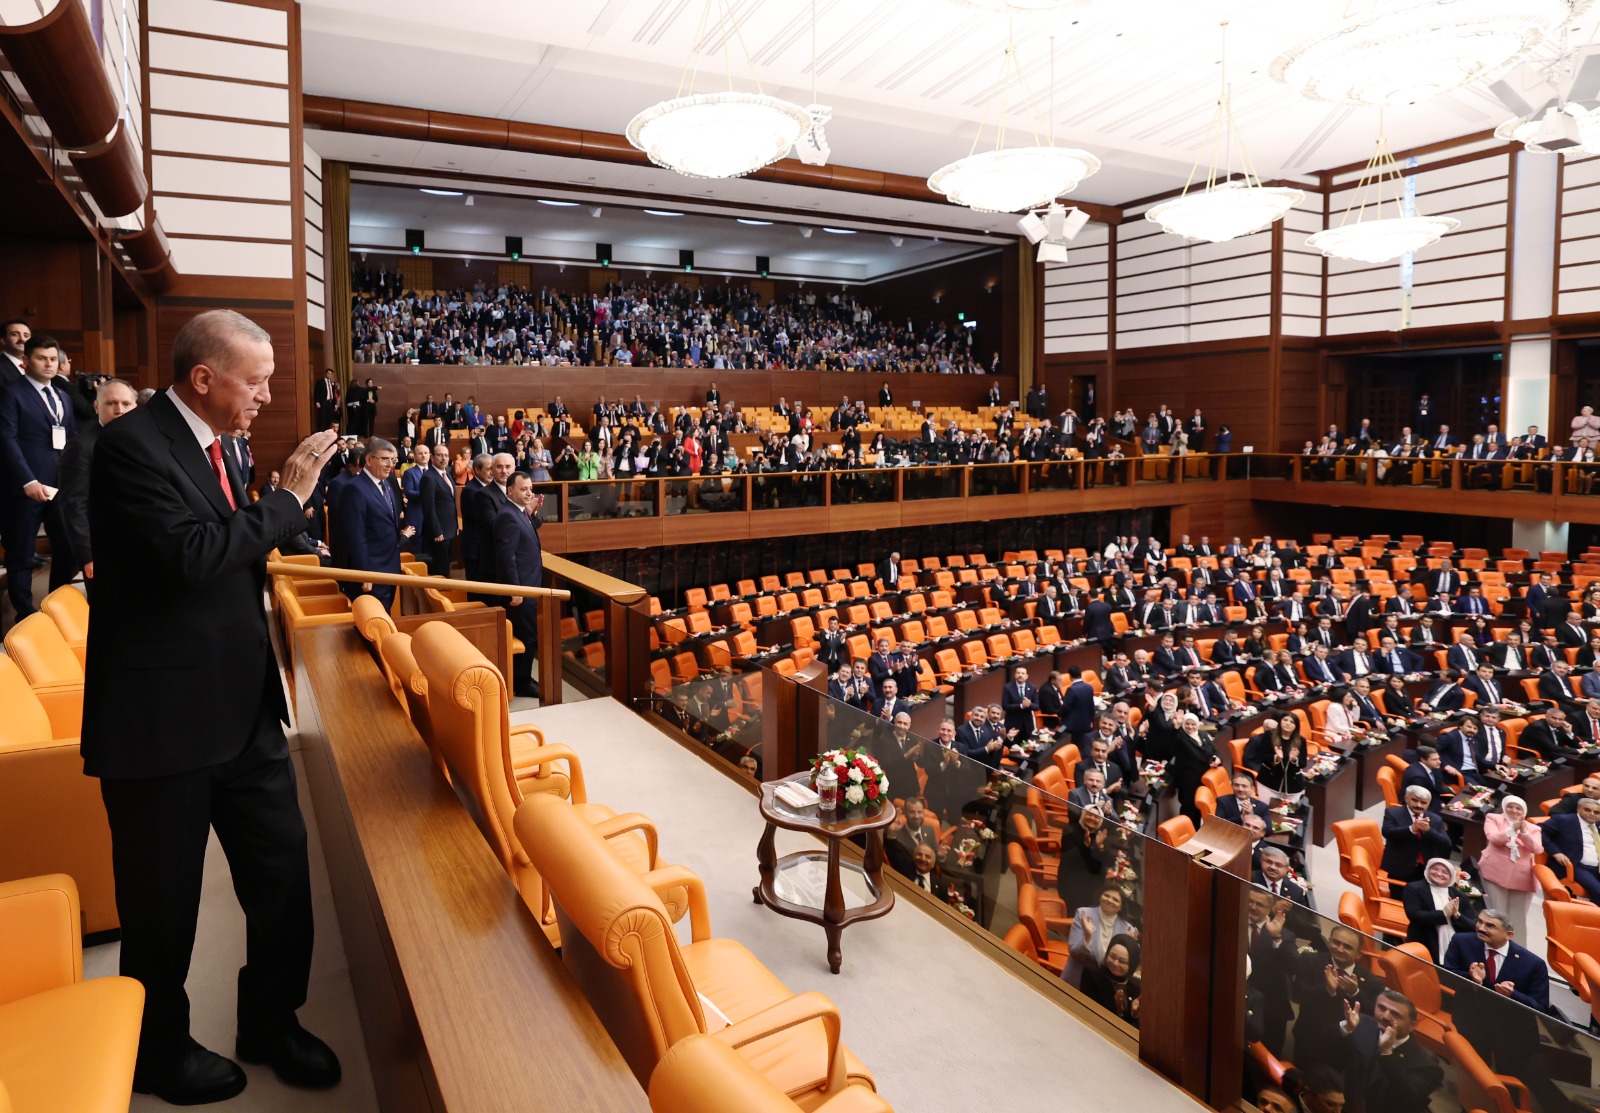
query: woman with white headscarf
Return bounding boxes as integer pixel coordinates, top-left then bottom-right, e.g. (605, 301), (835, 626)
(1480, 795), (1542, 933)
(1401, 857), (1478, 962)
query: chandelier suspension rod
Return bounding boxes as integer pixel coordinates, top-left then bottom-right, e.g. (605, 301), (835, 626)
(677, 0), (715, 99)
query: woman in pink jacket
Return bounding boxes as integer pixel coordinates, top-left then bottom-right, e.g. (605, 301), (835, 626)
(1480, 795), (1541, 932)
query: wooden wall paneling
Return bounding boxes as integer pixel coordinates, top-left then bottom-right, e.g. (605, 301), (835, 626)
(1112, 341), (1274, 450)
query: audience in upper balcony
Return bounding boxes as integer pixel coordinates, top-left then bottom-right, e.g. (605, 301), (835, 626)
(350, 273), (989, 373)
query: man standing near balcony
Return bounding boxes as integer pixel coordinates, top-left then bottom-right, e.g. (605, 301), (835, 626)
(492, 471), (545, 699)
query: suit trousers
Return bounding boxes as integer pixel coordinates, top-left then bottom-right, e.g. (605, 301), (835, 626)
(507, 600), (538, 685)
(98, 672), (313, 1072)
(426, 537), (453, 579)
(2, 494), (74, 618)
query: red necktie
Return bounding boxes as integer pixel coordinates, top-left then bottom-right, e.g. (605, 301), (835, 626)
(1485, 950), (1498, 984)
(206, 440), (237, 511)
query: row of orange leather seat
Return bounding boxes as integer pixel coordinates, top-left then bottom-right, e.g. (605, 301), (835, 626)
(347, 601), (888, 1111)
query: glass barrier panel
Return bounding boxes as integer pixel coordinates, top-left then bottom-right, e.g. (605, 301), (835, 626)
(752, 470), (827, 511)
(1240, 453), (1293, 481)
(902, 465), (962, 501)
(1029, 460), (1082, 492)
(1237, 866), (1600, 1113)
(830, 468), (897, 506)
(970, 463), (1023, 496)
(566, 477), (659, 521)
(664, 473), (745, 516)
(530, 482), (564, 523)
(649, 651), (767, 778)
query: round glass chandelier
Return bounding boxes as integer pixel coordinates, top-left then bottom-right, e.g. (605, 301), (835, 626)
(1306, 216), (1460, 264)
(1496, 102), (1600, 154)
(1271, 0), (1583, 106)
(928, 33), (1098, 213)
(1305, 130), (1459, 264)
(1147, 180), (1306, 243)
(626, 92), (812, 180)
(930, 146), (1100, 213)
(1146, 23), (1303, 243)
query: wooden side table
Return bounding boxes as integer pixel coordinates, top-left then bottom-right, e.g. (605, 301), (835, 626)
(753, 772), (896, 974)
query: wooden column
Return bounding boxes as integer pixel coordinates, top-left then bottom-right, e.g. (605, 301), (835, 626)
(323, 160), (353, 395)
(1016, 240), (1039, 395)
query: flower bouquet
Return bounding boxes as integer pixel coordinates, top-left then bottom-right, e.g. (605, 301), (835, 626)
(1106, 851), (1139, 899)
(1307, 753), (1342, 781)
(1446, 785), (1496, 814)
(945, 885), (977, 920)
(1513, 761), (1551, 780)
(1139, 759), (1169, 795)
(808, 749), (889, 810)
(1452, 871), (1484, 899)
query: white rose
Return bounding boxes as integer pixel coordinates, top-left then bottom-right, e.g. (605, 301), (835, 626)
(844, 785), (865, 805)
(848, 767), (865, 783)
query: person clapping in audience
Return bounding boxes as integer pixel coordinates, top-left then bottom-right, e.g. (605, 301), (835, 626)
(1064, 885), (1138, 988)
(1401, 857), (1478, 962)
(1079, 933), (1141, 1026)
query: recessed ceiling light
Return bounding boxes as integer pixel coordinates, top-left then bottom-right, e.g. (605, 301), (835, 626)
(644, 209), (684, 217)
(537, 199), (580, 206)
(737, 218), (774, 225)
(821, 227), (856, 234)
(420, 188), (463, 196)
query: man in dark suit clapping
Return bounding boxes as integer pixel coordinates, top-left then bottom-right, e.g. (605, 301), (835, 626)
(330, 437), (415, 613)
(83, 311), (342, 1104)
(491, 472), (545, 698)
(0, 334), (78, 618)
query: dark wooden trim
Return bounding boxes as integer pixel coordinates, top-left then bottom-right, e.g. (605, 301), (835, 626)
(147, 148), (292, 167)
(147, 66), (288, 90)
(166, 232), (293, 245)
(1321, 131), (1503, 178)
(152, 190), (293, 205)
(145, 24), (290, 49)
(148, 107), (291, 129)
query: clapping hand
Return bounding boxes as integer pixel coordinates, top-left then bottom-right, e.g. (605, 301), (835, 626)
(1469, 961), (1487, 984)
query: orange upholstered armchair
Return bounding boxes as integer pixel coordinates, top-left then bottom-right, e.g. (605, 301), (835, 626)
(411, 621), (681, 945)
(0, 875), (143, 1110)
(0, 656), (116, 937)
(2, 612), (84, 739)
(515, 793), (876, 1106)
(649, 1033), (891, 1113)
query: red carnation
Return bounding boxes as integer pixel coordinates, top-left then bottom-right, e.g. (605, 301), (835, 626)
(866, 783), (879, 799)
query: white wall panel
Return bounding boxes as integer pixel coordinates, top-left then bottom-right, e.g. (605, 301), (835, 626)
(151, 113), (290, 160)
(148, 0), (287, 42)
(148, 30), (286, 83)
(159, 196), (292, 238)
(168, 238), (292, 278)
(151, 154), (292, 199)
(150, 72), (289, 121)
(1559, 289), (1600, 314)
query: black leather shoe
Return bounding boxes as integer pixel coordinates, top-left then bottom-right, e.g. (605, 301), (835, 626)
(237, 1022), (341, 1089)
(133, 1044), (247, 1106)
(514, 680), (542, 699)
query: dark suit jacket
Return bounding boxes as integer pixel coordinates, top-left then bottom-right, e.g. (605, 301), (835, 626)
(1084, 600), (1116, 641)
(1379, 805), (1452, 881)
(55, 417), (101, 565)
(1341, 1016), (1444, 1113)
(419, 467), (459, 541)
(1441, 934), (1549, 1011)
(81, 391), (302, 779)
(0, 374), (76, 491)
(1401, 879), (1479, 962)
(332, 472), (405, 579)
(1251, 872), (1312, 909)
(1543, 812), (1600, 872)
(1400, 762), (1449, 805)
(458, 478), (495, 575)
(1215, 794), (1270, 826)
(490, 500), (543, 588)
(1059, 680), (1095, 736)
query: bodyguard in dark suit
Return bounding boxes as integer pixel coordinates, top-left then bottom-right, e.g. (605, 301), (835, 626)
(418, 455), (459, 577)
(330, 438), (414, 612)
(55, 376), (139, 592)
(0, 335), (78, 617)
(490, 472), (545, 698)
(83, 311), (341, 1104)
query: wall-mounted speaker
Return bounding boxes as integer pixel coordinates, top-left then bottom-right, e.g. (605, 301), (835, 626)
(505, 236), (522, 260)
(756, 254), (770, 278)
(596, 242), (612, 267)
(679, 249), (694, 273)
(405, 228), (424, 254)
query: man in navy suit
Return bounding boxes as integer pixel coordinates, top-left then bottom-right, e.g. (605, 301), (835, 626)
(1400, 746), (1451, 806)
(1216, 771), (1270, 826)
(1544, 797), (1600, 901)
(0, 334), (78, 619)
(1253, 845), (1312, 909)
(491, 472), (545, 698)
(330, 437), (414, 612)
(1057, 665), (1096, 744)
(1000, 666), (1038, 736)
(1441, 908), (1551, 1070)
(418, 448), (459, 578)
(1436, 717), (1489, 787)
(1381, 788), (1452, 894)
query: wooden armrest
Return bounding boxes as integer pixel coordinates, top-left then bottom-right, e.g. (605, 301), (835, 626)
(590, 812), (660, 870)
(512, 743), (587, 803)
(639, 864), (708, 937)
(712, 991), (846, 1098)
(0, 873), (80, 1005)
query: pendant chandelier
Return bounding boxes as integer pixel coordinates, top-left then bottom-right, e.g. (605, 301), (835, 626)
(1271, 0), (1583, 106)
(1146, 23), (1303, 244)
(1305, 125), (1458, 264)
(928, 26), (1098, 213)
(625, 0), (815, 179)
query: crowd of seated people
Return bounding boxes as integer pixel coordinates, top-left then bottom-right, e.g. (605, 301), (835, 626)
(644, 527), (1600, 1107)
(350, 272), (991, 373)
